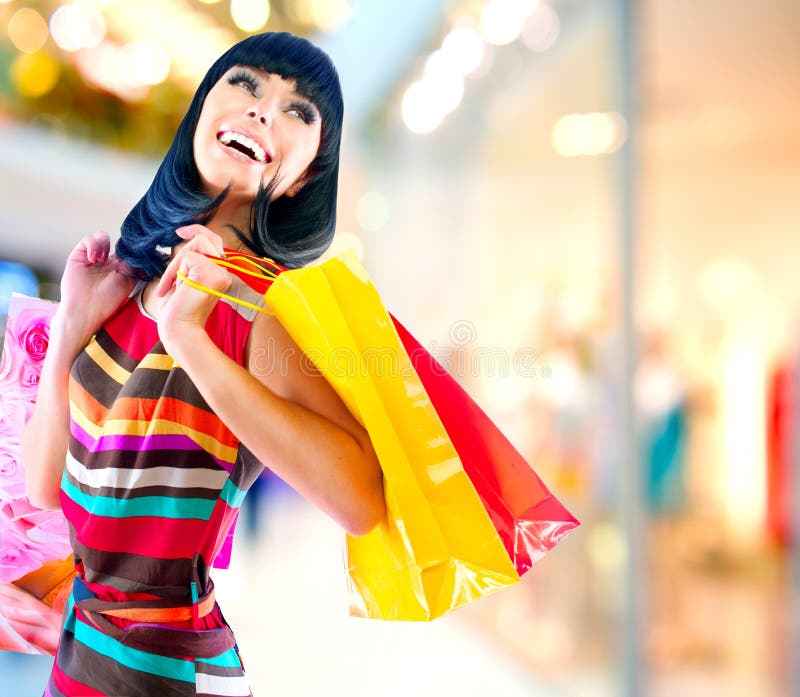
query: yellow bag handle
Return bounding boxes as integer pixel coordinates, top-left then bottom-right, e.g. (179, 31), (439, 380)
(174, 252), (280, 316)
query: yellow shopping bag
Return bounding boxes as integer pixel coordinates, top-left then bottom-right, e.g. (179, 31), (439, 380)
(264, 251), (520, 620)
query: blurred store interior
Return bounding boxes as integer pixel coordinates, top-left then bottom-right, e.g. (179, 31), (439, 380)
(1, 0), (799, 695)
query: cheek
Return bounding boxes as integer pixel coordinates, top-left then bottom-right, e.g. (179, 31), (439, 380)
(298, 133), (321, 170)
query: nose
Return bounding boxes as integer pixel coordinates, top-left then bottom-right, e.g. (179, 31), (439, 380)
(247, 108), (271, 127)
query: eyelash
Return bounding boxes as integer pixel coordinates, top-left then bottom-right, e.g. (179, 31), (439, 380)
(287, 101), (316, 125)
(226, 71), (317, 125)
(227, 71), (258, 93)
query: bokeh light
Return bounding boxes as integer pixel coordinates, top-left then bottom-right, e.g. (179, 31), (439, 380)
(74, 40), (149, 101)
(401, 80), (445, 134)
(441, 26), (485, 77)
(552, 112), (628, 156)
(466, 39), (495, 79)
(586, 521), (626, 572)
(480, 0), (538, 46)
(9, 51), (60, 98)
(423, 49), (465, 114)
(230, 0), (270, 32)
(50, 2), (106, 52)
(121, 39), (171, 86)
(522, 4), (559, 52)
(7, 7), (50, 54)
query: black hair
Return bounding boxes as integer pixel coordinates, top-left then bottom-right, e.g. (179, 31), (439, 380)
(116, 32), (344, 279)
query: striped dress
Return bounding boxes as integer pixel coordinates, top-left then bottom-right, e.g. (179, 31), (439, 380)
(46, 272), (267, 697)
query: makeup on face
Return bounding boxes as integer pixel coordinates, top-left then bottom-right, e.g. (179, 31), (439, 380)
(193, 66), (322, 202)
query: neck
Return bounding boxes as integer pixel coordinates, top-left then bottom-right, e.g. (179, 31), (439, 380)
(203, 196), (253, 252)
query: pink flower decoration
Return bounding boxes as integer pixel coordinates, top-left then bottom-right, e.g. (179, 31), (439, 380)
(0, 346), (15, 384)
(0, 335), (22, 389)
(21, 366), (41, 392)
(0, 444), (26, 504)
(16, 311), (50, 362)
(0, 518), (49, 583)
(0, 396), (33, 436)
(0, 294), (69, 586)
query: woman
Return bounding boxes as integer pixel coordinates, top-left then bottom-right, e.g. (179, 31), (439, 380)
(22, 32), (385, 696)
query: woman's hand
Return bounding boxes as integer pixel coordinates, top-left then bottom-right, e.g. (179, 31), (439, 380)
(155, 225), (232, 356)
(58, 230), (136, 345)
(0, 583), (62, 655)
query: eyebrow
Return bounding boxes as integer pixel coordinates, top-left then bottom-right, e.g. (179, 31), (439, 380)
(234, 66), (319, 112)
(286, 89), (319, 118)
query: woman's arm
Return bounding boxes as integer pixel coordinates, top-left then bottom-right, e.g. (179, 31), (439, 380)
(156, 226), (385, 536)
(22, 314), (90, 510)
(165, 319), (385, 536)
(23, 231), (135, 510)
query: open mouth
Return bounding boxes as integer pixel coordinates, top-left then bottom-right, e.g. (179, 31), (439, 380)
(217, 130), (270, 163)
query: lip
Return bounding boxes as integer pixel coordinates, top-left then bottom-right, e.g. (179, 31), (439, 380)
(215, 137), (265, 166)
(216, 126), (273, 163)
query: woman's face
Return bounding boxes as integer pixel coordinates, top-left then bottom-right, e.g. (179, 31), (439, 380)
(193, 65), (322, 202)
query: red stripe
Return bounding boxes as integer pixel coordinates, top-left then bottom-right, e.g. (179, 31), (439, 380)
(208, 504), (240, 563)
(61, 493), (209, 559)
(52, 661), (108, 697)
(104, 301), (160, 358)
(189, 498), (239, 564)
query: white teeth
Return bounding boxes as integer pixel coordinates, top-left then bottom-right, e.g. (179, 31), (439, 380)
(218, 130), (268, 163)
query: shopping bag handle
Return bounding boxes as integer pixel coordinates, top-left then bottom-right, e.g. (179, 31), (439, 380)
(174, 248), (285, 316)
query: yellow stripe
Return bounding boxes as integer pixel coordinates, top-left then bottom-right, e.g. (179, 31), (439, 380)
(84, 340), (131, 385)
(139, 353), (177, 371)
(69, 405), (237, 463)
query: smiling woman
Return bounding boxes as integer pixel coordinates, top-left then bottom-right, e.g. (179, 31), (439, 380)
(18, 32), (383, 697)
(192, 66), (322, 210)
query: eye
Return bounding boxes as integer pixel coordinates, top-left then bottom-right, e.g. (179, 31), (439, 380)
(227, 71), (258, 94)
(287, 101), (316, 125)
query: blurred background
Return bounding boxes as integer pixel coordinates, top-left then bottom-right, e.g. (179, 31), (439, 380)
(1, 0), (799, 695)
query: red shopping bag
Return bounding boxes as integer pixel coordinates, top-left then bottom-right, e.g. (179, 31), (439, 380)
(391, 316), (579, 575)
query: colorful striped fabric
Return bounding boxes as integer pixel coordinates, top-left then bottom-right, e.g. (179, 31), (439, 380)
(46, 274), (267, 697)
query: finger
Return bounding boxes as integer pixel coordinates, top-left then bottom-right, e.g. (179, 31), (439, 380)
(1, 606), (50, 622)
(157, 242), (195, 296)
(74, 234), (98, 263)
(6, 618), (59, 654)
(176, 225), (225, 256)
(157, 237), (224, 296)
(92, 229), (110, 262)
(157, 244), (196, 296)
(177, 250), (231, 289)
(77, 231), (109, 264)
(1, 600), (63, 633)
(0, 584), (45, 611)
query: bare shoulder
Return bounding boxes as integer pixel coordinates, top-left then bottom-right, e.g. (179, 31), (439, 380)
(244, 306), (316, 402)
(243, 304), (369, 444)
